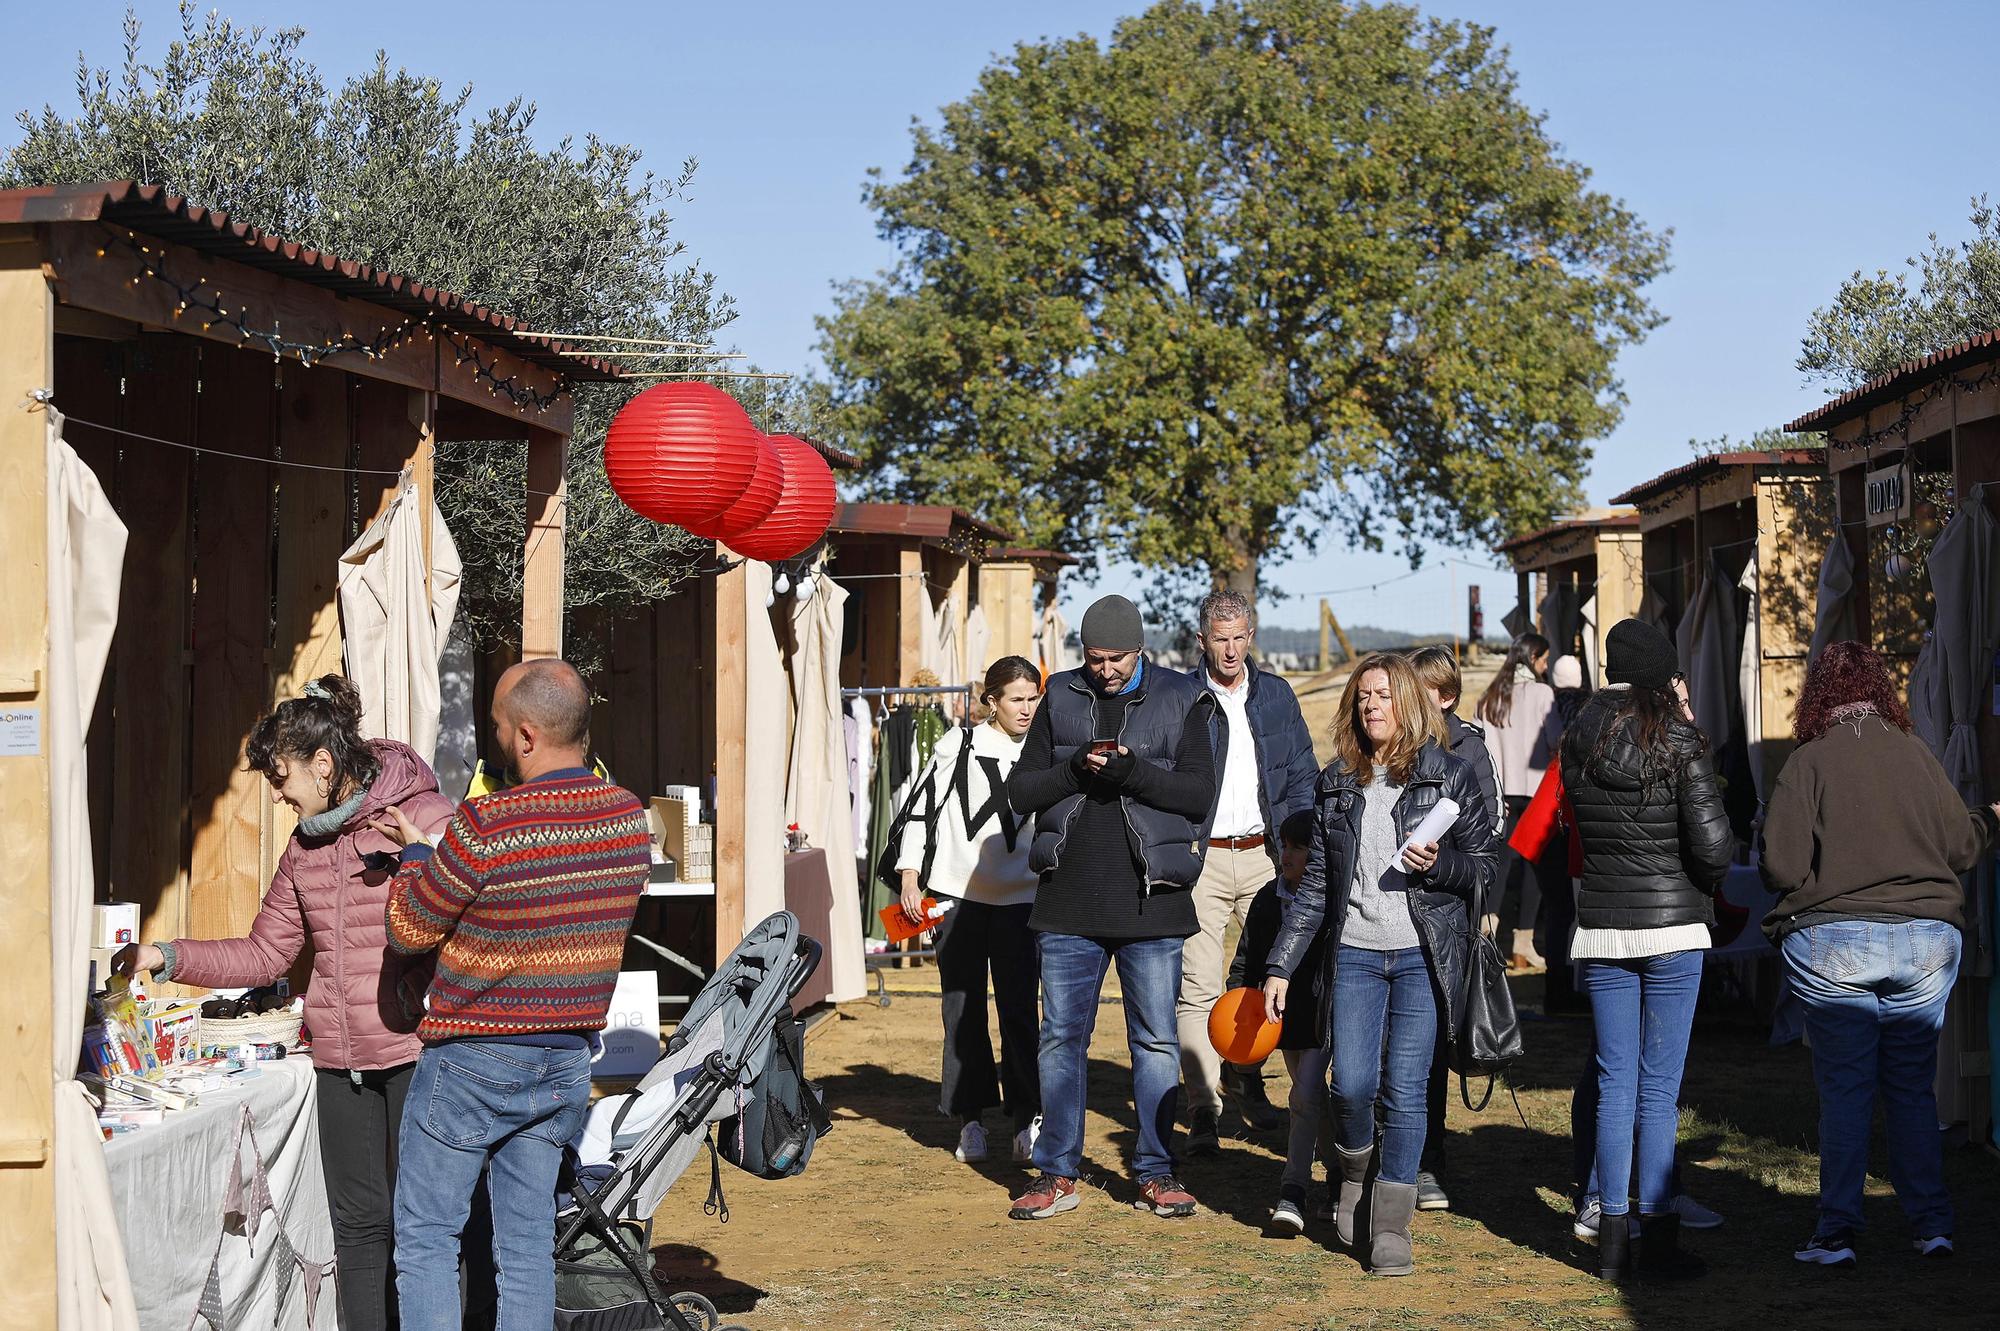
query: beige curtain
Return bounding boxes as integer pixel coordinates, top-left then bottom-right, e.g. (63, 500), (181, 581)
(337, 483), (462, 757)
(964, 604), (991, 692)
(785, 569), (865, 1001)
(46, 411), (141, 1330)
(742, 559), (789, 928)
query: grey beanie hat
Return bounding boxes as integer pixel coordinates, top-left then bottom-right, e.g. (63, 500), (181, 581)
(1079, 595), (1145, 652)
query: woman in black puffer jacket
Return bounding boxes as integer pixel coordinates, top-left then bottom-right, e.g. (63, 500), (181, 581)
(1561, 620), (1732, 1284)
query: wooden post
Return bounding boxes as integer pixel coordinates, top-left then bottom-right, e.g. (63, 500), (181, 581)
(522, 427), (566, 659)
(712, 551), (747, 956)
(897, 544), (924, 684)
(0, 228), (56, 1322)
(415, 385), (436, 603)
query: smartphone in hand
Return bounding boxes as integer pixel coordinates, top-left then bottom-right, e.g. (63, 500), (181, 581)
(1090, 738), (1119, 756)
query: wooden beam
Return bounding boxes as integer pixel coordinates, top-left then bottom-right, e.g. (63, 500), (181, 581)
(44, 223), (575, 436)
(522, 428), (566, 659)
(897, 544), (924, 684)
(0, 230), (57, 1324)
(712, 555), (747, 957)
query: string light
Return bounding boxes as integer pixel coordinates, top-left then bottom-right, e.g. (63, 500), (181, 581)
(1817, 360), (2000, 452)
(98, 229), (563, 410)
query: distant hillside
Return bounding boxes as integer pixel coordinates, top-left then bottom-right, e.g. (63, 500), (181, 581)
(1258, 624), (1444, 656)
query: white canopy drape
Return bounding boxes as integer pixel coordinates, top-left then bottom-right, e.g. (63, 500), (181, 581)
(1736, 556), (1766, 805)
(337, 483), (462, 757)
(785, 571), (865, 1002)
(47, 410), (140, 1330)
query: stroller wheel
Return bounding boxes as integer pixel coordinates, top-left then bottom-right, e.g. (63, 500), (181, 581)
(669, 1291), (720, 1331)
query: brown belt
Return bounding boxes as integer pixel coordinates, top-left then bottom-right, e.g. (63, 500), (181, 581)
(1208, 833), (1265, 851)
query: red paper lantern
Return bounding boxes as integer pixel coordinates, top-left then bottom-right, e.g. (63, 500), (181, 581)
(603, 382), (761, 530)
(705, 429), (787, 541)
(726, 434), (837, 562)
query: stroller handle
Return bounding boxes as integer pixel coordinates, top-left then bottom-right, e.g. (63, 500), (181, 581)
(785, 935), (823, 1002)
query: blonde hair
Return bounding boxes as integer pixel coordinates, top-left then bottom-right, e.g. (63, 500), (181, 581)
(1333, 652), (1447, 787)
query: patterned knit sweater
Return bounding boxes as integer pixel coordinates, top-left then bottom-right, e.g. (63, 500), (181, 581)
(386, 768), (650, 1042)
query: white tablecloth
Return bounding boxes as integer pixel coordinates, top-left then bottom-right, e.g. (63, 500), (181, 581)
(104, 1058), (336, 1331)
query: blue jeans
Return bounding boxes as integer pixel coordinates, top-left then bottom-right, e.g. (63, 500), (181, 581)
(1781, 919), (1960, 1238)
(394, 1040), (593, 1330)
(1330, 946), (1436, 1186)
(1584, 950), (1702, 1218)
(1033, 932), (1182, 1182)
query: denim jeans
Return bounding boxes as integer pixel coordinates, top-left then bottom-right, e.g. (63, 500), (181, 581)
(394, 1040), (593, 1331)
(1330, 945), (1437, 1186)
(1572, 1035), (1682, 1205)
(1781, 919), (1961, 1238)
(1280, 1046), (1334, 1194)
(1583, 950), (1702, 1218)
(1033, 932), (1182, 1182)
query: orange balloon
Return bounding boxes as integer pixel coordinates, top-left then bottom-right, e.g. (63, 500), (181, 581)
(1207, 986), (1282, 1064)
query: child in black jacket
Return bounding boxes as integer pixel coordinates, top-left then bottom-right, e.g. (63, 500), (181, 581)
(1229, 812), (1331, 1234)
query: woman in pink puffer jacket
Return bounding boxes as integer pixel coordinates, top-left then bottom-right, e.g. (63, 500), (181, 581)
(117, 674), (453, 1331)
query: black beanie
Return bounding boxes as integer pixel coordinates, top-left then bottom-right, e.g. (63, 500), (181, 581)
(1080, 595), (1145, 652)
(1604, 618), (1677, 690)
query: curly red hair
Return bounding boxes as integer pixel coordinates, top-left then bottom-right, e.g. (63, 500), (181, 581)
(1795, 641), (1912, 744)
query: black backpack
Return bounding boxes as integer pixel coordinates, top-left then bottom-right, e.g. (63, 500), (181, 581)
(717, 1007), (831, 1180)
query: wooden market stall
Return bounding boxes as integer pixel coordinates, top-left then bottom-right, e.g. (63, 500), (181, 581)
(1495, 509), (1642, 686)
(826, 503), (1015, 693)
(1610, 449), (1828, 796)
(0, 181), (607, 1322)
(978, 546), (1076, 671)
(1787, 331), (2000, 1148)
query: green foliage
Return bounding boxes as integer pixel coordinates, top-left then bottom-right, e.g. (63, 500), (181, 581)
(1686, 425), (1825, 459)
(817, 0), (1668, 607)
(1799, 195), (2000, 389)
(5, 4), (735, 657)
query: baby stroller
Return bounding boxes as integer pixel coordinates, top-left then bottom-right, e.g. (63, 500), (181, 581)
(556, 911), (829, 1331)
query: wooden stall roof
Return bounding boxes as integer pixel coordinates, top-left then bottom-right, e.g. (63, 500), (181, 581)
(992, 546), (1079, 566)
(1496, 511), (1640, 563)
(832, 502), (1015, 545)
(798, 435), (860, 470)
(1610, 450), (1826, 508)
(1787, 325), (2000, 433)
(0, 181), (624, 380)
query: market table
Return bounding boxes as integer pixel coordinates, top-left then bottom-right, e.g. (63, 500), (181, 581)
(103, 1057), (337, 1331)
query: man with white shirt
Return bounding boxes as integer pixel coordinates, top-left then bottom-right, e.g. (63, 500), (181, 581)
(1179, 590), (1320, 1153)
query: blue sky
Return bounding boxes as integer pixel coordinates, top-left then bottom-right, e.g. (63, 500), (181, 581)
(12, 1), (2000, 634)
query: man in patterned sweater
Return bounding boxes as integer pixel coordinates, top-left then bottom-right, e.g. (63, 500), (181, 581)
(373, 658), (649, 1331)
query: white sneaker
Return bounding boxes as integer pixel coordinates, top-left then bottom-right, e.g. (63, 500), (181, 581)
(954, 1120), (989, 1163)
(1012, 1116), (1041, 1164)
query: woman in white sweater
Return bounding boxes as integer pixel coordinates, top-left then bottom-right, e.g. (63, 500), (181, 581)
(1478, 631), (1562, 970)
(897, 656), (1044, 1165)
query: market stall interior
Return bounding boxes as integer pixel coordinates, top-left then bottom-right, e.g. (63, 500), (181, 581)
(0, 180), (839, 1329)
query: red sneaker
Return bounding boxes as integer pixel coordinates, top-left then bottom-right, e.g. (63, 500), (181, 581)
(1135, 1175), (1197, 1218)
(1008, 1173), (1080, 1220)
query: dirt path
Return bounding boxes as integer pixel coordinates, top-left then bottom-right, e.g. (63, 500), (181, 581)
(650, 987), (2000, 1331)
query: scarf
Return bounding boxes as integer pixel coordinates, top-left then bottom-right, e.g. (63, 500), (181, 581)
(298, 780), (371, 839)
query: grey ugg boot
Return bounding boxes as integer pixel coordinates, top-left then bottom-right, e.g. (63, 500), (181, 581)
(1333, 1143), (1372, 1249)
(1369, 1181), (1418, 1277)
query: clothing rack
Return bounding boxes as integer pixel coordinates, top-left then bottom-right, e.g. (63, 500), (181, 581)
(845, 684), (974, 1001)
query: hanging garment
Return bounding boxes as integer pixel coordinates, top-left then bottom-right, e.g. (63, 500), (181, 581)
(914, 702), (951, 772)
(1808, 534), (1859, 667)
(845, 699), (870, 852)
(964, 604), (991, 689)
(45, 410), (143, 1330)
(1737, 556), (1766, 806)
(1679, 556), (1738, 751)
(865, 709), (917, 939)
(783, 573), (865, 1001)
(337, 484), (462, 758)
(934, 595), (962, 687)
(1579, 592), (1600, 689)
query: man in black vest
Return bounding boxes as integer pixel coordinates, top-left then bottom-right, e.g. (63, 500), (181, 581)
(1004, 595), (1217, 1221)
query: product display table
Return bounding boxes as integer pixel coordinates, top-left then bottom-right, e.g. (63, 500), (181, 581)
(104, 1057), (336, 1330)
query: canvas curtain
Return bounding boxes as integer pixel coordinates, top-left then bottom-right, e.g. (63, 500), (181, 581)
(1808, 533), (1859, 667)
(46, 410), (141, 1330)
(742, 559), (789, 929)
(964, 604), (991, 691)
(337, 483), (462, 758)
(784, 569), (865, 1001)
(1737, 556), (1766, 805)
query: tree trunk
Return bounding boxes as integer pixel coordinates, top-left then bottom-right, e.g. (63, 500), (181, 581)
(1213, 524), (1262, 613)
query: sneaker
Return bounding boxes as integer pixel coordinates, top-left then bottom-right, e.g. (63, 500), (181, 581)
(1008, 1173), (1079, 1220)
(1794, 1230), (1857, 1268)
(1912, 1234), (1954, 1258)
(953, 1120), (989, 1164)
(1225, 1067), (1287, 1131)
(1135, 1175), (1198, 1218)
(1672, 1193), (1724, 1230)
(1012, 1115), (1042, 1164)
(1270, 1189), (1306, 1236)
(1415, 1170), (1450, 1212)
(1186, 1108), (1220, 1157)
(1572, 1196), (1601, 1241)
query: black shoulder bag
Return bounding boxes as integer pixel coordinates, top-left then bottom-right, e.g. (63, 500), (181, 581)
(1450, 929), (1526, 1111)
(872, 726), (974, 895)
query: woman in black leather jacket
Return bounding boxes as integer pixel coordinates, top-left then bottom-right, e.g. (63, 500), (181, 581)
(1561, 619), (1732, 1284)
(1261, 653), (1494, 1278)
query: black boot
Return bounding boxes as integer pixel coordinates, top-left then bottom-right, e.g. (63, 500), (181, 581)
(1597, 1212), (1630, 1282)
(1638, 1212), (1707, 1281)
